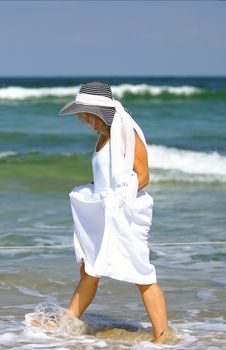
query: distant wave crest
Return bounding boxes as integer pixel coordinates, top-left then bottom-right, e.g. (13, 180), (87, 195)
(112, 84), (202, 98)
(0, 86), (80, 100)
(0, 84), (203, 100)
(0, 151), (17, 158)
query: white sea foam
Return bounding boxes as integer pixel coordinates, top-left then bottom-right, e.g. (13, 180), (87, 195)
(15, 285), (46, 298)
(0, 151), (17, 158)
(147, 144), (226, 183)
(0, 84), (202, 100)
(0, 302), (225, 349)
(111, 83), (202, 98)
(0, 86), (80, 100)
(1, 146), (226, 183)
(24, 304), (88, 336)
(1, 312), (225, 350)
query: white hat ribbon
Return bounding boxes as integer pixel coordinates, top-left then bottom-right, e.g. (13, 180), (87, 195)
(75, 93), (148, 211)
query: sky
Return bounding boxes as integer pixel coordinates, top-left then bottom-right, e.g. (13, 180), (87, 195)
(0, 0), (225, 77)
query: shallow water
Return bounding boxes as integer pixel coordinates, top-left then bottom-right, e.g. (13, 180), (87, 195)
(0, 77), (226, 349)
(1, 183), (226, 349)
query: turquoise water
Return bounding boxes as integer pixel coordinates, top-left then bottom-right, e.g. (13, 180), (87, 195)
(0, 77), (226, 349)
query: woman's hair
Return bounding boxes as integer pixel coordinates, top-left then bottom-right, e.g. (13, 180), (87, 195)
(78, 112), (110, 134)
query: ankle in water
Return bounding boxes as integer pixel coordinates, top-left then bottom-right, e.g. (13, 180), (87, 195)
(152, 327), (178, 344)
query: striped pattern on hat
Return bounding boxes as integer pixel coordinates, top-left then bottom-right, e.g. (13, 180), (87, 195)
(58, 81), (115, 125)
(79, 81), (113, 99)
(59, 81), (132, 126)
(60, 102), (115, 126)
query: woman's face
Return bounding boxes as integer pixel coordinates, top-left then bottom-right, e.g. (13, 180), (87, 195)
(77, 112), (110, 135)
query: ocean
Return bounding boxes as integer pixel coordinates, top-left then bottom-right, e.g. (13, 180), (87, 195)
(0, 76), (226, 349)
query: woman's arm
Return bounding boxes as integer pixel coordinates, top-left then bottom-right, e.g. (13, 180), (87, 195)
(133, 131), (150, 191)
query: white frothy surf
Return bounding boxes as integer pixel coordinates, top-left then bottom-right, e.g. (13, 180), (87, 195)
(111, 83), (202, 98)
(15, 286), (46, 298)
(0, 84), (202, 100)
(1, 145), (226, 183)
(24, 304), (88, 336)
(1, 309), (225, 350)
(0, 86), (80, 100)
(0, 151), (17, 158)
(147, 145), (226, 183)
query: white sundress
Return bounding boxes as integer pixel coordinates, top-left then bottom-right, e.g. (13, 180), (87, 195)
(69, 134), (157, 284)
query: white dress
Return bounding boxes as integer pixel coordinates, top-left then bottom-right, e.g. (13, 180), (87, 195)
(69, 135), (157, 284)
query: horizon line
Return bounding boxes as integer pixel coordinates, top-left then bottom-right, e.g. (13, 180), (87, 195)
(0, 74), (225, 78)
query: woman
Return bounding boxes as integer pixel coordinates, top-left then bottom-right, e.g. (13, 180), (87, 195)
(59, 82), (170, 343)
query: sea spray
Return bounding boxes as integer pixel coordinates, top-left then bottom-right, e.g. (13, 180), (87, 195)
(24, 304), (88, 336)
(24, 304), (180, 345)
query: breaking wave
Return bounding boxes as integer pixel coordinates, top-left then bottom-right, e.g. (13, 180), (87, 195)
(147, 145), (226, 183)
(0, 84), (208, 100)
(1, 145), (226, 184)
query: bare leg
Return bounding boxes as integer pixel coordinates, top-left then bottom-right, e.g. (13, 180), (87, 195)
(67, 263), (100, 318)
(137, 283), (168, 343)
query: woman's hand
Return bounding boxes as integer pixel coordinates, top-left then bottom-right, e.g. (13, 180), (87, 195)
(133, 131), (150, 191)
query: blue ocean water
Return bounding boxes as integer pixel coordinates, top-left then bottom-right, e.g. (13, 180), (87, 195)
(0, 77), (226, 349)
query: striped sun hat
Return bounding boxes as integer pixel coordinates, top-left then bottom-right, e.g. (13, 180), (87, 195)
(58, 82), (116, 126)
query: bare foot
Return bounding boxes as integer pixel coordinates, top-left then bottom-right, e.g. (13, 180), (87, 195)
(31, 318), (59, 330)
(152, 327), (177, 344)
(43, 320), (59, 329)
(31, 319), (41, 327)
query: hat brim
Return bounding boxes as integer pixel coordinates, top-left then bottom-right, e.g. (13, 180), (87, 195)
(58, 101), (115, 126)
